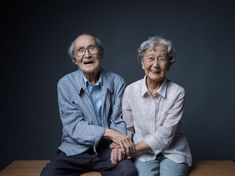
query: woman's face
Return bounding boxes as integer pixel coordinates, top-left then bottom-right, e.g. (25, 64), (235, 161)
(141, 44), (169, 83)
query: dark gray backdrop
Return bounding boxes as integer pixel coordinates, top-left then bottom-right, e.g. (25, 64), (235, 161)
(1, 0), (235, 170)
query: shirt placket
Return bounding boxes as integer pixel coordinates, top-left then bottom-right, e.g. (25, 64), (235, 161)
(147, 97), (155, 133)
(153, 96), (159, 132)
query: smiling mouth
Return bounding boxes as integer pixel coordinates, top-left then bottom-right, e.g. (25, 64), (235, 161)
(151, 69), (161, 74)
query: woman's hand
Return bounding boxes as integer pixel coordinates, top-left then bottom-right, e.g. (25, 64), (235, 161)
(111, 147), (125, 165)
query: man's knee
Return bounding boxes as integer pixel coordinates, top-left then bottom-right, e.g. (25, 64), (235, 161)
(40, 163), (57, 176)
(117, 160), (138, 176)
(126, 165), (138, 176)
(40, 165), (50, 176)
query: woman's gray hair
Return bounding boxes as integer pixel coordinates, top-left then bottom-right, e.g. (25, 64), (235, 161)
(68, 33), (104, 60)
(138, 36), (176, 65)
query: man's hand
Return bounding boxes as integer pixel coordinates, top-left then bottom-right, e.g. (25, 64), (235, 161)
(104, 128), (135, 157)
(109, 142), (119, 149)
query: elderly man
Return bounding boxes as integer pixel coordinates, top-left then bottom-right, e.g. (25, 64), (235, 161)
(41, 34), (137, 176)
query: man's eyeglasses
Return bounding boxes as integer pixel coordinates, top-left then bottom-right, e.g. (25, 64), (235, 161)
(74, 45), (98, 57)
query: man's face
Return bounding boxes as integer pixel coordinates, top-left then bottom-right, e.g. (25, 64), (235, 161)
(72, 35), (102, 74)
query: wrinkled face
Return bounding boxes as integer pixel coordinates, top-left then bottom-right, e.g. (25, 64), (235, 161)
(141, 44), (169, 83)
(72, 35), (102, 74)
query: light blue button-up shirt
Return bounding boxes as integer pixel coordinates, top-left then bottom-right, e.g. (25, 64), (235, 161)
(83, 73), (106, 127)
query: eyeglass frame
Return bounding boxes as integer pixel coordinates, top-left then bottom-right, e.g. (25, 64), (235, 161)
(143, 54), (169, 64)
(73, 44), (99, 57)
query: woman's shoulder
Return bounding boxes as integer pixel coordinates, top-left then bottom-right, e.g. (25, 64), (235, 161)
(127, 78), (144, 89)
(167, 79), (185, 94)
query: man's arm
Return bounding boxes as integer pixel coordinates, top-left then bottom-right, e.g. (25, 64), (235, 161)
(108, 77), (127, 134)
(107, 76), (135, 158)
(58, 76), (134, 152)
(57, 78), (105, 147)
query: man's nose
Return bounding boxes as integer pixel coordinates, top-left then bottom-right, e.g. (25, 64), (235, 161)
(84, 49), (91, 57)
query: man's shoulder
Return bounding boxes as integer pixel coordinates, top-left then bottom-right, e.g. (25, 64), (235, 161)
(58, 70), (81, 86)
(102, 70), (125, 83)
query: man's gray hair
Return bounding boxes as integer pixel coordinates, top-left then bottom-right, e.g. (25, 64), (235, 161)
(68, 33), (104, 60)
(138, 36), (176, 65)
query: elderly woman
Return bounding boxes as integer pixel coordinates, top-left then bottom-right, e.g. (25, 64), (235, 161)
(122, 36), (192, 176)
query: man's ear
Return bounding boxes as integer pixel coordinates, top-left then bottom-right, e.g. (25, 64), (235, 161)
(72, 58), (77, 65)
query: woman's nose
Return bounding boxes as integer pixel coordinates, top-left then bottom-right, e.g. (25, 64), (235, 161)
(153, 58), (160, 66)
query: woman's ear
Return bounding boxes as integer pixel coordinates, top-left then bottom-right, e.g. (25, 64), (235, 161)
(141, 60), (144, 70)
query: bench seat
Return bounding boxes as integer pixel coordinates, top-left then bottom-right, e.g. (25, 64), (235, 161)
(0, 160), (234, 176)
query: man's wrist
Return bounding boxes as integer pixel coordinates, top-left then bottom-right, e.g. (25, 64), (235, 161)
(104, 128), (111, 138)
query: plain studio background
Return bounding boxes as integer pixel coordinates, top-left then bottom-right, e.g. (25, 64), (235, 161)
(1, 0), (235, 170)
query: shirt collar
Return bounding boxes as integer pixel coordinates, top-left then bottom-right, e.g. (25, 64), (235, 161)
(82, 72), (102, 88)
(74, 69), (113, 95)
(141, 76), (167, 98)
(157, 78), (167, 98)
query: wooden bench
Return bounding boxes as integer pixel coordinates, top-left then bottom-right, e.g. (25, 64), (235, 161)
(0, 161), (101, 176)
(0, 160), (234, 176)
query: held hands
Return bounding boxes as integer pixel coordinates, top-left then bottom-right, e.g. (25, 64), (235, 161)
(110, 147), (125, 165)
(110, 141), (151, 165)
(104, 128), (135, 164)
(110, 142), (134, 165)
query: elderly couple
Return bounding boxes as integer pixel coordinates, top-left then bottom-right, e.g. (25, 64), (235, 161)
(41, 34), (192, 176)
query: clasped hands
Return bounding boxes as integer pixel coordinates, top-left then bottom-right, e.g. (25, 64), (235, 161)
(104, 128), (135, 165)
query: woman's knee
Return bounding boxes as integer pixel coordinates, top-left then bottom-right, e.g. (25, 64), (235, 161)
(135, 159), (159, 176)
(160, 158), (189, 176)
